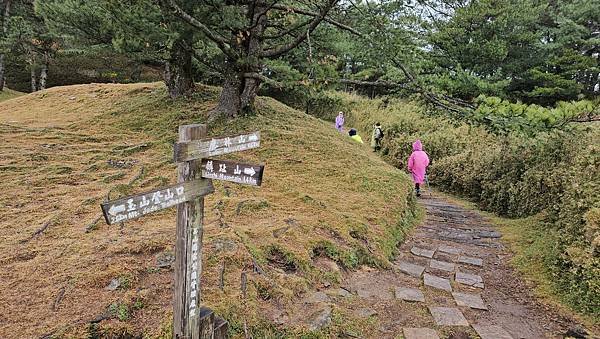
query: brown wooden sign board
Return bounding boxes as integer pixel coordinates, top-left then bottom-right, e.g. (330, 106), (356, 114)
(201, 158), (264, 186)
(173, 131), (260, 163)
(100, 179), (214, 225)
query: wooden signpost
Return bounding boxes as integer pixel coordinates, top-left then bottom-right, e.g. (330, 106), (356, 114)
(100, 124), (264, 339)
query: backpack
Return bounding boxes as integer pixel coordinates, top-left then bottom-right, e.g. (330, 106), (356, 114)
(375, 127), (383, 140)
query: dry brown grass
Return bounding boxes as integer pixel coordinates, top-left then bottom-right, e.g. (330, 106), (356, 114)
(0, 83), (416, 338)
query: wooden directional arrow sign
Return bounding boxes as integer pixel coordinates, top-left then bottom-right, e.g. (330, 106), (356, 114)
(201, 158), (264, 186)
(100, 179), (214, 225)
(173, 131), (260, 163)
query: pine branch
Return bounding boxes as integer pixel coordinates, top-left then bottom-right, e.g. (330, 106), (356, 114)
(391, 57), (474, 114)
(268, 3), (362, 36)
(262, 19), (312, 40)
(569, 103), (600, 123)
(159, 0), (235, 59)
(243, 72), (284, 88)
(337, 78), (410, 88)
(260, 0), (339, 58)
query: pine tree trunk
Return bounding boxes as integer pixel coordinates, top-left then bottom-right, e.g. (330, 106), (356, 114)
(214, 70), (242, 118)
(163, 37), (194, 99)
(39, 53), (49, 90)
(0, 54), (5, 91)
(30, 66), (37, 92)
(0, 0), (12, 92)
(212, 64), (262, 120)
(240, 77), (260, 112)
(39, 64), (48, 90)
(211, 4), (267, 120)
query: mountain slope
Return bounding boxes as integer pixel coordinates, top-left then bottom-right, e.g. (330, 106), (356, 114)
(0, 83), (417, 337)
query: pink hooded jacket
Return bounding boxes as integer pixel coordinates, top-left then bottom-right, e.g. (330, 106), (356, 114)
(407, 140), (430, 184)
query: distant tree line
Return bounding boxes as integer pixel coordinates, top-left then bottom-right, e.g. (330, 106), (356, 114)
(0, 0), (598, 121)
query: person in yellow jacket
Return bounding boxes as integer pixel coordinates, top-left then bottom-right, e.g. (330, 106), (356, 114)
(348, 128), (364, 143)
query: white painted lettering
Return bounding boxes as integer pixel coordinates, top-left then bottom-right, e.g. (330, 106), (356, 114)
(209, 139), (217, 152)
(127, 199), (136, 211)
(164, 188), (175, 200)
(151, 191), (163, 204)
(139, 195), (150, 207)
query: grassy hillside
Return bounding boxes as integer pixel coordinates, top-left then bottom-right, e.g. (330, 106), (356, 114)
(0, 83), (417, 337)
(0, 88), (25, 102)
(339, 92), (599, 325)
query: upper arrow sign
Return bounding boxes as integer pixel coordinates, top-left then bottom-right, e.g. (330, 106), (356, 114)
(173, 131), (260, 163)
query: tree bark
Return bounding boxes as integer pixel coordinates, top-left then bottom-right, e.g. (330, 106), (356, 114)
(30, 64), (37, 92)
(0, 54), (5, 91)
(212, 4), (268, 119)
(0, 0), (12, 91)
(163, 37), (194, 99)
(214, 70), (243, 118)
(39, 53), (49, 90)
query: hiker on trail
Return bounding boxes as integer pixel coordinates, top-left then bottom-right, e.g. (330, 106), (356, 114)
(407, 139), (430, 197)
(348, 128), (364, 144)
(371, 122), (384, 152)
(335, 111), (345, 132)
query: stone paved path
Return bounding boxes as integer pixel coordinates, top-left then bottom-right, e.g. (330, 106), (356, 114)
(277, 194), (588, 338)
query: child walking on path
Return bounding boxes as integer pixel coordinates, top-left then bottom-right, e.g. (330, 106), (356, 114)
(335, 111), (345, 132)
(407, 140), (430, 197)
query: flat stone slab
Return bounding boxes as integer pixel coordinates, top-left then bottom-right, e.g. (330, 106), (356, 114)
(458, 255), (483, 267)
(472, 324), (514, 339)
(430, 259), (456, 272)
(424, 273), (452, 292)
(356, 287), (393, 300)
(429, 307), (469, 326)
(411, 246), (435, 258)
(397, 261), (425, 278)
(326, 288), (351, 298)
(308, 306), (332, 331)
(456, 271), (484, 288)
(304, 291), (330, 304)
(439, 231), (473, 241)
(476, 230), (502, 238)
(452, 292), (488, 310)
(355, 308), (377, 318)
(403, 327), (440, 339)
(395, 287), (425, 302)
(438, 244), (461, 255)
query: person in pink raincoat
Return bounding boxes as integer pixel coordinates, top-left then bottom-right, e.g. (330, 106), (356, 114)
(407, 139), (430, 197)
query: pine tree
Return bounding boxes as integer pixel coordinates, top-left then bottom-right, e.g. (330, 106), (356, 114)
(158, 0), (351, 119)
(1, 0), (58, 92)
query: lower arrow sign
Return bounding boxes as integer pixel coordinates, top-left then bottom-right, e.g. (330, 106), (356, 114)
(201, 158), (264, 186)
(108, 204), (126, 216)
(243, 167), (256, 176)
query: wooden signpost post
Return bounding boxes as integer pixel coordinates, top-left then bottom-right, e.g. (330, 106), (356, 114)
(100, 124), (264, 339)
